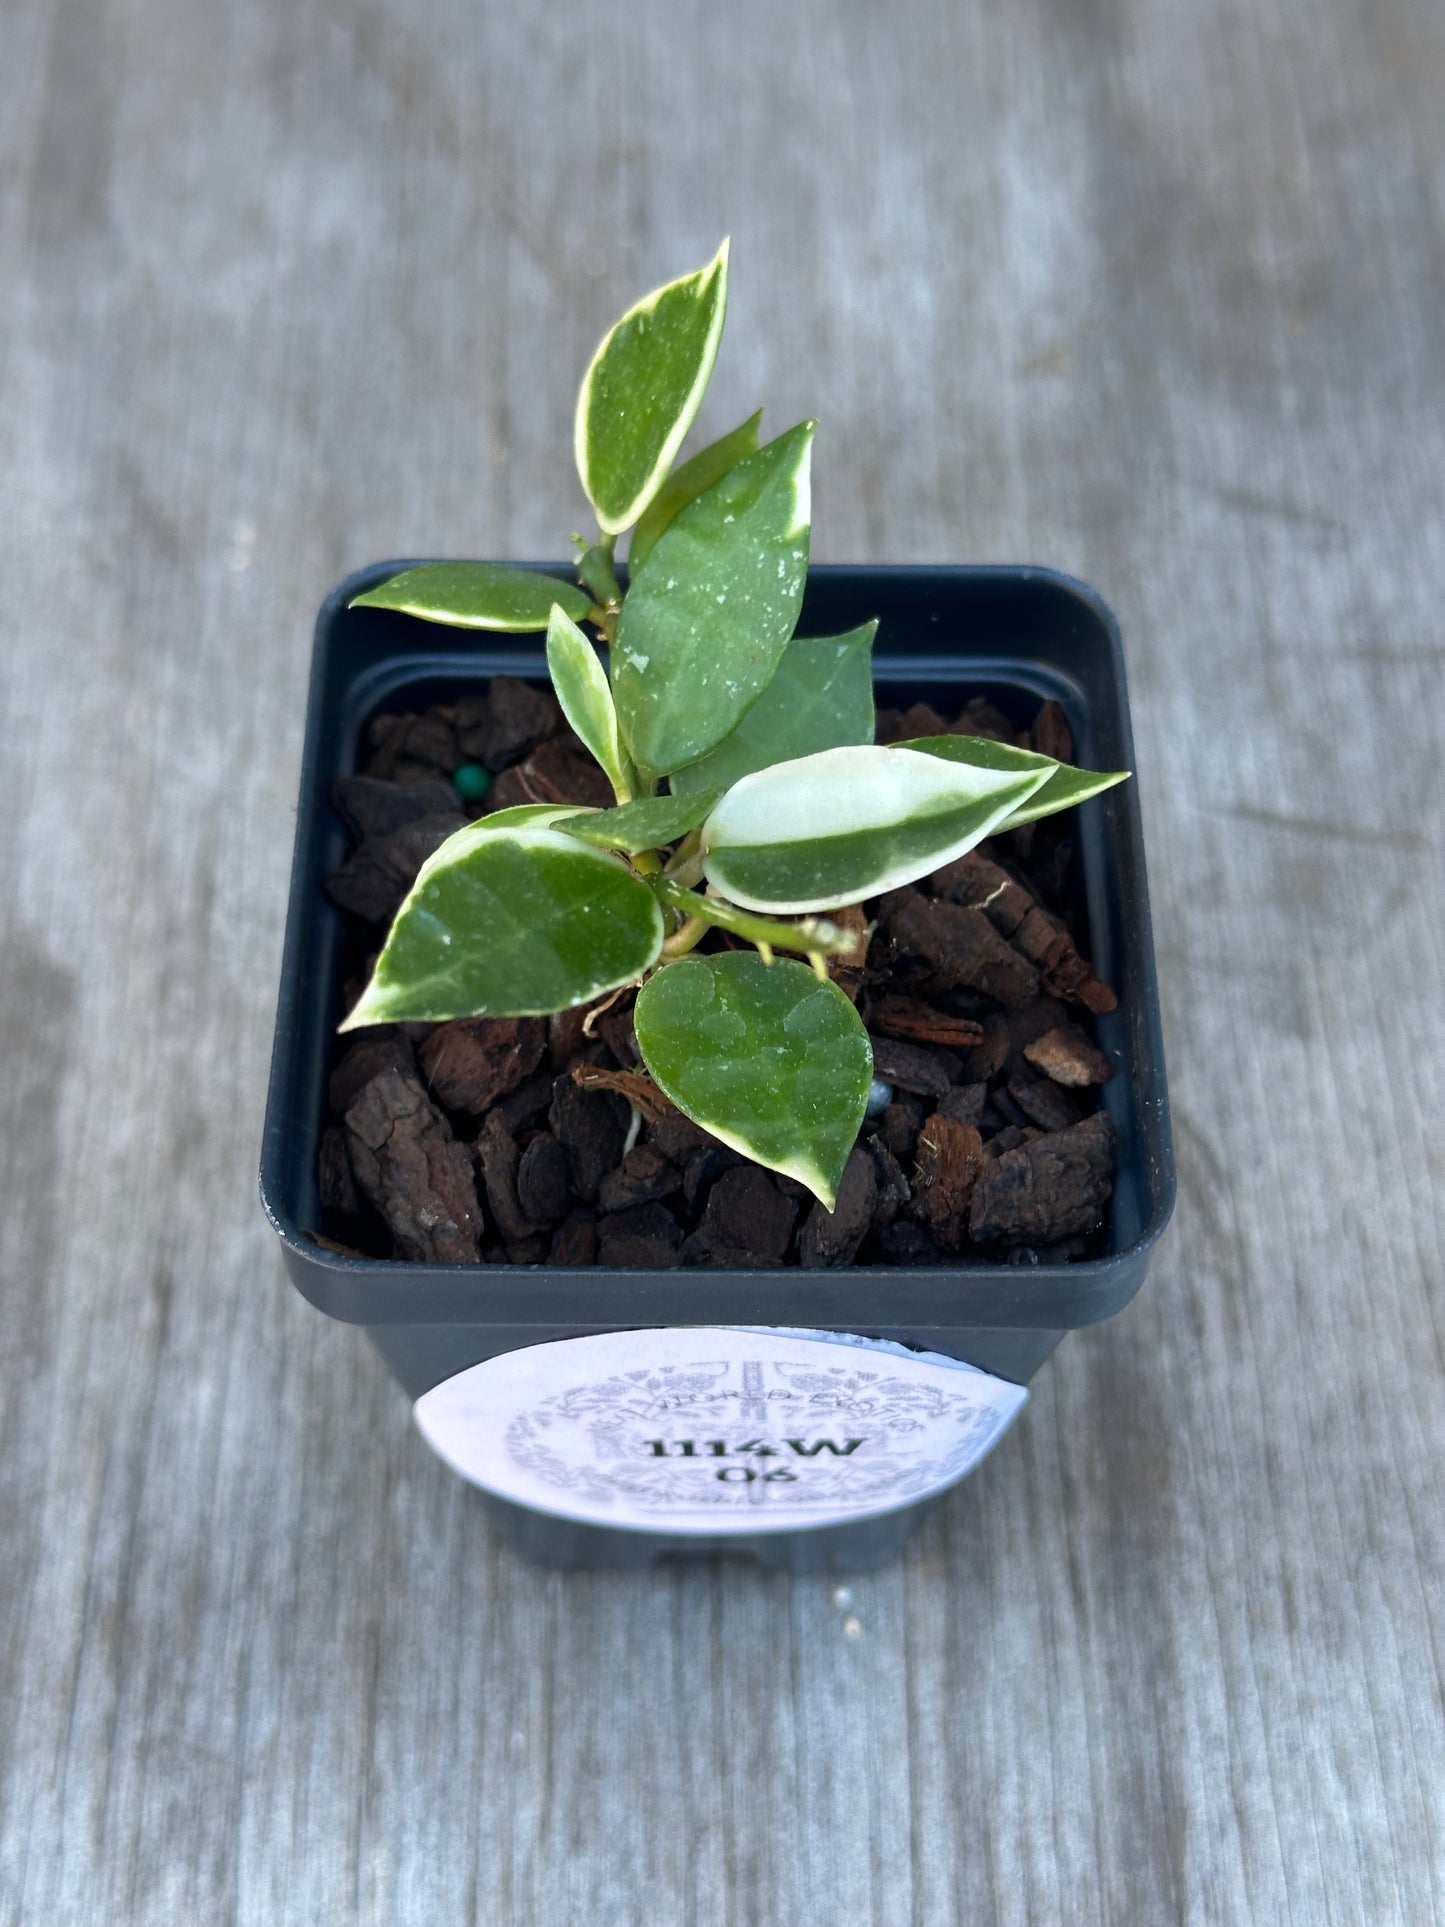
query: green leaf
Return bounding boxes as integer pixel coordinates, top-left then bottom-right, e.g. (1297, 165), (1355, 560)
(898, 733), (1130, 826)
(671, 623), (876, 796)
(628, 409), (762, 579)
(559, 790), (722, 855)
(349, 562), (592, 631)
(475, 803), (594, 830)
(545, 607), (633, 801)
(702, 744), (1052, 912)
(340, 825), (663, 1027)
(634, 953), (872, 1208)
(575, 240), (731, 535)
(612, 420), (815, 777)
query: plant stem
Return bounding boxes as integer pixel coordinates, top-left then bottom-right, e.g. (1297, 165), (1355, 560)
(661, 828), (706, 888)
(651, 878), (862, 960)
(576, 533), (623, 637)
(665, 852), (706, 888)
(659, 914), (708, 960)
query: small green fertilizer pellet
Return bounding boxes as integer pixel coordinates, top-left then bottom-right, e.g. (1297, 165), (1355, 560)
(453, 762), (491, 803)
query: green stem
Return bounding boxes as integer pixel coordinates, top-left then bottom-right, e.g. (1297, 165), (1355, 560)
(576, 533), (624, 635)
(661, 828), (706, 888)
(659, 914), (708, 960)
(665, 852), (706, 889)
(651, 878), (862, 960)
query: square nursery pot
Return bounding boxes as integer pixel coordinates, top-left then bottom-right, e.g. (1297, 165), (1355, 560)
(261, 563), (1175, 1572)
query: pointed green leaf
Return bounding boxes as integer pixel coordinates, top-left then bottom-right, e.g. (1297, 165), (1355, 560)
(340, 825), (663, 1028)
(349, 562), (592, 631)
(559, 790), (722, 855)
(612, 421), (815, 778)
(476, 803), (594, 830)
(575, 240), (730, 535)
(628, 409), (762, 579)
(634, 953), (872, 1208)
(702, 744), (1052, 913)
(898, 733), (1131, 826)
(671, 623), (877, 796)
(545, 607), (633, 800)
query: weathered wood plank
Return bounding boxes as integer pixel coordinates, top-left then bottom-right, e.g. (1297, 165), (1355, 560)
(2, 0), (1442, 1920)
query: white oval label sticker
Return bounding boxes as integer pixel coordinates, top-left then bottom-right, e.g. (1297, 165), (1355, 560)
(413, 1328), (1028, 1534)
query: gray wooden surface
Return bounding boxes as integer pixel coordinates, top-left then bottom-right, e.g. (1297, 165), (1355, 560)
(3, 0), (1442, 1920)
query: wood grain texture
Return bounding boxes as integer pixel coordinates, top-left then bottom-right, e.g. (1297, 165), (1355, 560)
(2, 0), (1442, 1920)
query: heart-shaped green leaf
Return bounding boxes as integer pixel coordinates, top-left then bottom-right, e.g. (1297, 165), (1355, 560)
(898, 733), (1131, 826)
(559, 790), (722, 855)
(349, 562), (592, 631)
(612, 420), (814, 778)
(575, 240), (730, 535)
(545, 607), (634, 801)
(702, 744), (1052, 912)
(671, 623), (877, 795)
(340, 825), (663, 1028)
(628, 409), (762, 579)
(634, 953), (872, 1208)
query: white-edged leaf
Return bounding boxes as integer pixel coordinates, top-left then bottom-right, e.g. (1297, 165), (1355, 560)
(671, 623), (876, 795)
(545, 606), (634, 801)
(349, 562), (592, 631)
(628, 409), (762, 578)
(340, 825), (663, 1027)
(559, 790), (721, 855)
(898, 733), (1131, 826)
(476, 803), (595, 830)
(701, 744), (1052, 912)
(612, 420), (814, 778)
(634, 953), (872, 1208)
(575, 240), (730, 535)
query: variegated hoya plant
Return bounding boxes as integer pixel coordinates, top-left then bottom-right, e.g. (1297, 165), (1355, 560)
(344, 242), (1128, 1209)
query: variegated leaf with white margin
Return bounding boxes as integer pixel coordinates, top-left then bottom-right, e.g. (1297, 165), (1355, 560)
(574, 240), (730, 535)
(340, 825), (663, 1027)
(474, 804), (594, 830)
(897, 732), (1130, 826)
(612, 420), (814, 778)
(701, 744), (1052, 913)
(349, 562), (592, 631)
(634, 953), (872, 1208)
(559, 789), (722, 855)
(628, 409), (762, 579)
(670, 622), (876, 795)
(545, 606), (635, 801)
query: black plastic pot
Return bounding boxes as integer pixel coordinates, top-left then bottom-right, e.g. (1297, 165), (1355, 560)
(260, 563), (1174, 1571)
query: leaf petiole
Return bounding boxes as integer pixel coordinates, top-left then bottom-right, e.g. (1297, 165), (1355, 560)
(661, 827), (706, 888)
(576, 533), (624, 616)
(650, 877), (861, 961)
(659, 914), (708, 960)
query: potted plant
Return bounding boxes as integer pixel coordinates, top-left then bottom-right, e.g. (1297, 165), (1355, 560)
(260, 244), (1174, 1572)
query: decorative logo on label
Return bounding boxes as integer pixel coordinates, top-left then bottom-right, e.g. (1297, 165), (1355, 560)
(414, 1328), (1028, 1535)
